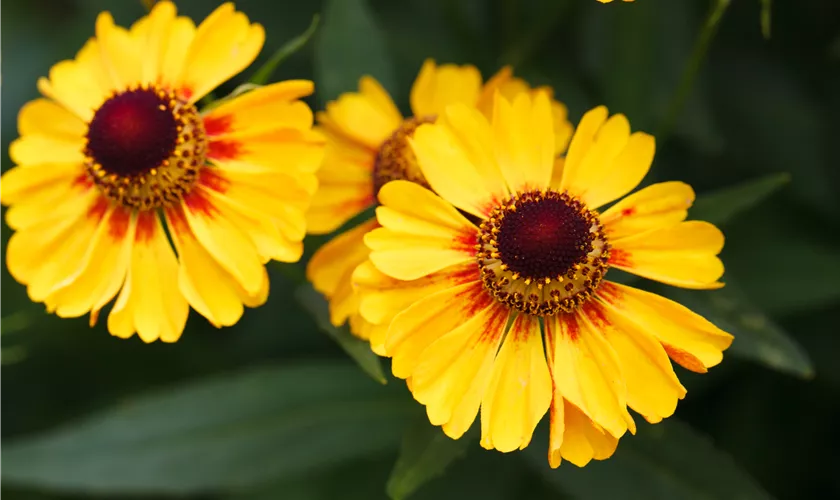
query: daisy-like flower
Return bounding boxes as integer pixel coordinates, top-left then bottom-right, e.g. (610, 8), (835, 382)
(1, 2), (324, 342)
(306, 59), (573, 346)
(355, 94), (733, 467)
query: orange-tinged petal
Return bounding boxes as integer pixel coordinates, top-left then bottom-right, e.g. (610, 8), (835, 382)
(95, 11), (143, 91)
(324, 77), (402, 150)
(582, 301), (686, 424)
(545, 312), (633, 439)
(367, 181), (478, 280)
(609, 220), (725, 289)
(410, 104), (509, 218)
(108, 212), (188, 343)
(480, 313), (552, 452)
(204, 80), (315, 138)
(178, 3), (264, 103)
(45, 206), (134, 319)
(596, 281), (733, 371)
(492, 91), (554, 192)
(207, 127), (325, 175)
(600, 181), (695, 240)
(557, 400), (620, 467)
(409, 59), (482, 117)
(17, 98), (86, 139)
(409, 298), (510, 439)
(166, 206), (267, 328)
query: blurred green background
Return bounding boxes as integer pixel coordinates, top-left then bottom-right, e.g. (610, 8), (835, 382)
(2, 0), (840, 499)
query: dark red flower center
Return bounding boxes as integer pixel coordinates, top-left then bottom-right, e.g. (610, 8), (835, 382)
(496, 192), (594, 281)
(86, 88), (179, 177)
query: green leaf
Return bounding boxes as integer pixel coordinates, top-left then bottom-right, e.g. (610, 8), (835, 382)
(315, 0), (396, 106)
(249, 14), (320, 85)
(386, 420), (474, 500)
(690, 172), (790, 226)
(524, 419), (772, 500)
(2, 362), (413, 494)
(295, 283), (387, 384)
(655, 279), (814, 378)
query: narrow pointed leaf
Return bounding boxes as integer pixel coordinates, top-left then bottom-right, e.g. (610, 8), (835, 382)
(249, 15), (320, 85)
(690, 172), (790, 226)
(296, 284), (387, 384)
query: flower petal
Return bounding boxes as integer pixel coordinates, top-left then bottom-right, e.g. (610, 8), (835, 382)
(323, 76), (402, 150)
(545, 311), (633, 439)
(492, 91), (554, 192)
(17, 98), (86, 139)
(410, 104), (509, 218)
(556, 400), (620, 468)
(409, 296), (510, 439)
(159, 16), (196, 89)
(596, 281), (733, 372)
(207, 127), (325, 175)
(409, 59), (482, 117)
(609, 221), (725, 289)
(108, 211), (188, 343)
(0, 163), (85, 207)
(136, 0), (177, 84)
(367, 181), (478, 280)
(178, 3), (264, 103)
(36, 42), (110, 121)
(600, 181), (695, 240)
(204, 80), (315, 138)
(582, 301), (686, 424)
(480, 313), (552, 453)
(95, 11), (143, 91)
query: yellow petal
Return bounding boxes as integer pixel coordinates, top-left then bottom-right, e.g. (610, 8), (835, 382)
(492, 91), (554, 192)
(547, 393), (565, 468)
(204, 80), (315, 138)
(17, 98), (86, 139)
(108, 212), (189, 342)
(367, 181), (478, 280)
(181, 188), (266, 294)
(596, 281), (733, 371)
(409, 104), (509, 218)
(558, 400), (619, 467)
(410, 299), (510, 439)
(178, 3), (264, 103)
(36, 47), (109, 122)
(136, 0), (177, 84)
(324, 76), (402, 150)
(166, 206), (267, 328)
(0, 163), (85, 207)
(159, 16), (196, 90)
(609, 221), (725, 289)
(409, 59), (482, 117)
(560, 107), (654, 209)
(207, 127), (325, 175)
(545, 312), (632, 438)
(480, 313), (552, 452)
(95, 12), (143, 91)
(307, 219), (378, 326)
(582, 302), (686, 424)
(45, 207), (134, 319)
(387, 281), (487, 378)
(600, 181), (695, 240)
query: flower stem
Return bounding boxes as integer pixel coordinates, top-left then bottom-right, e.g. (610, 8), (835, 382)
(657, 0), (731, 142)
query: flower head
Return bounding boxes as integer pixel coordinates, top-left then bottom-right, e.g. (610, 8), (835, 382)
(306, 60), (573, 347)
(356, 94), (733, 467)
(1, 1), (324, 342)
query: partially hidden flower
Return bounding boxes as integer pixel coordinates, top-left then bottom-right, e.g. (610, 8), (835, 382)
(306, 59), (573, 347)
(1, 1), (324, 342)
(355, 94), (733, 467)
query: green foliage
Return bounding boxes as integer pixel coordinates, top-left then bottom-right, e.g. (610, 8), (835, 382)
(249, 14), (320, 85)
(690, 172), (790, 226)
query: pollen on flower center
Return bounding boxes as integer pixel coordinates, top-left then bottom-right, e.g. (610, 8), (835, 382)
(477, 190), (610, 315)
(84, 84), (207, 211)
(372, 116), (435, 195)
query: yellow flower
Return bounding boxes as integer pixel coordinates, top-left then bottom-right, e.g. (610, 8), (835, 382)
(306, 60), (573, 347)
(597, 0), (635, 3)
(356, 95), (733, 467)
(1, 1), (324, 342)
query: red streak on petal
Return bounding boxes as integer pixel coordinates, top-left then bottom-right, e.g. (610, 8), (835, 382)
(479, 302), (510, 343)
(208, 139), (243, 160)
(73, 173), (94, 189)
(198, 168), (231, 194)
(458, 281), (494, 317)
(596, 281), (623, 305)
(608, 248), (633, 267)
(180, 87), (193, 101)
(447, 264), (481, 286)
(108, 206), (132, 240)
(479, 194), (506, 219)
(203, 114), (234, 137)
(581, 301), (610, 331)
(166, 205), (189, 233)
(559, 312), (580, 341)
(135, 210), (157, 243)
(87, 197), (109, 221)
(452, 227), (478, 255)
(183, 188), (218, 217)
(662, 343), (707, 373)
(621, 207), (636, 217)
